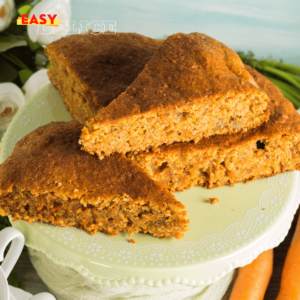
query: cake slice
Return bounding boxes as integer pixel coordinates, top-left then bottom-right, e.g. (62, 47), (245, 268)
(0, 121), (188, 239)
(80, 32), (270, 159)
(45, 32), (162, 124)
(129, 66), (300, 191)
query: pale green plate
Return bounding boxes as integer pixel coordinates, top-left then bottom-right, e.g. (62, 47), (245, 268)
(1, 84), (299, 286)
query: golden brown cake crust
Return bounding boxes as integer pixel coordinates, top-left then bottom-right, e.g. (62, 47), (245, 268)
(0, 121), (182, 207)
(90, 32), (267, 125)
(130, 66), (300, 191)
(45, 32), (162, 122)
(245, 65), (300, 136)
(152, 65), (300, 154)
(0, 121), (189, 238)
(80, 33), (270, 159)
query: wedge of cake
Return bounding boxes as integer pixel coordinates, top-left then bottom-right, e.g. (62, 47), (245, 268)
(0, 121), (189, 239)
(45, 32), (162, 124)
(129, 66), (300, 191)
(80, 32), (270, 159)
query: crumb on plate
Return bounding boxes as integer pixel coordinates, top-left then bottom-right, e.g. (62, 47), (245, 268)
(209, 197), (219, 204)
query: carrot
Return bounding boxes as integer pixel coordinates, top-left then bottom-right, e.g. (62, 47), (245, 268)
(276, 212), (300, 300)
(229, 249), (273, 300)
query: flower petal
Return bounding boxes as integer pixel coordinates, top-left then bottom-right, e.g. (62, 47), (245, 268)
(27, 0), (71, 46)
(0, 0), (16, 32)
(0, 83), (25, 130)
(23, 69), (50, 102)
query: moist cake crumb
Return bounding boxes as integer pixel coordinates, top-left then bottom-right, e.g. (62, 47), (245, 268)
(45, 32), (162, 124)
(80, 32), (270, 159)
(0, 121), (189, 239)
(209, 198), (220, 204)
(129, 239), (136, 244)
(130, 66), (300, 192)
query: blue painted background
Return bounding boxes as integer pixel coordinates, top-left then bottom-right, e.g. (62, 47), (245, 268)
(71, 0), (300, 66)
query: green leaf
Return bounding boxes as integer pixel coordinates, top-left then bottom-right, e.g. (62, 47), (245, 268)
(18, 4), (33, 16)
(7, 270), (22, 288)
(237, 51), (257, 68)
(15, 0), (32, 6)
(1, 51), (30, 69)
(19, 69), (33, 85)
(0, 216), (11, 231)
(0, 224), (7, 230)
(26, 33), (40, 51)
(45, 61), (51, 69)
(0, 35), (27, 53)
(4, 23), (24, 36)
(0, 56), (18, 82)
(0, 215), (11, 226)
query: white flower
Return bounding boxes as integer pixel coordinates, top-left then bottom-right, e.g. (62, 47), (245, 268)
(27, 0), (71, 46)
(23, 69), (50, 102)
(0, 83), (25, 131)
(0, 0), (15, 32)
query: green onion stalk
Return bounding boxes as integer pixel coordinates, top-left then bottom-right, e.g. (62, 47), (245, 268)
(237, 51), (300, 109)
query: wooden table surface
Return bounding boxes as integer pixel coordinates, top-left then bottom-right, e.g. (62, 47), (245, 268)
(13, 211), (298, 299)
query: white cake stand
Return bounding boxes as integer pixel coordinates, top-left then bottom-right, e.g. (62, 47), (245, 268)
(1, 84), (299, 287)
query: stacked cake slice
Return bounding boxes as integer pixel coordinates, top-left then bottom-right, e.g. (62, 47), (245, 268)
(0, 121), (189, 239)
(1, 31), (300, 239)
(130, 66), (300, 191)
(79, 33), (270, 159)
(45, 32), (162, 124)
(45, 31), (300, 193)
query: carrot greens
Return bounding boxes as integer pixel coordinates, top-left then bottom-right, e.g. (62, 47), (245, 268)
(238, 51), (300, 109)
